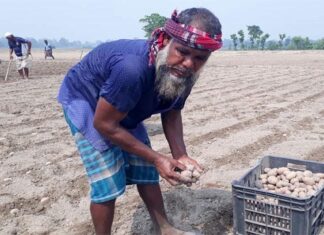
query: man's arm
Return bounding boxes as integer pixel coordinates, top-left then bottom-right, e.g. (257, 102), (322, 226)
(93, 97), (187, 185)
(161, 109), (203, 171)
(161, 109), (187, 158)
(27, 41), (32, 55)
(9, 48), (13, 60)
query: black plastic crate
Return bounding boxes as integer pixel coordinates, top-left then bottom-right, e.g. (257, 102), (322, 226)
(232, 155), (324, 235)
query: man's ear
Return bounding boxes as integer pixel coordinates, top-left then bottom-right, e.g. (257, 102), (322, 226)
(162, 36), (171, 46)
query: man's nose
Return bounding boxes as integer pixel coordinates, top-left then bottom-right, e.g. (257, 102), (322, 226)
(182, 56), (195, 70)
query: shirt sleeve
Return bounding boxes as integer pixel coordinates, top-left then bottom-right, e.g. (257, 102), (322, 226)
(17, 38), (29, 44)
(99, 56), (144, 113)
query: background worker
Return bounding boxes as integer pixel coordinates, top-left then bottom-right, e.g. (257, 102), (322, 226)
(44, 39), (55, 60)
(5, 32), (32, 79)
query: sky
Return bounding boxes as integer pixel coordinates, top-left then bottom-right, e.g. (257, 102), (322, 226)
(0, 0), (323, 42)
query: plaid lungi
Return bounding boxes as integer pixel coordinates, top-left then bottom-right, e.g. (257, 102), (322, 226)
(64, 110), (159, 203)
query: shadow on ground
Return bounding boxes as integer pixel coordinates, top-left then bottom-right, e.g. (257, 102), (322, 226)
(145, 123), (164, 136)
(131, 187), (233, 235)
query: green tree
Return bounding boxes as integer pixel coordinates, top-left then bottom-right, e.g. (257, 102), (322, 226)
(313, 38), (324, 49)
(247, 25), (263, 49)
(267, 40), (279, 50)
(139, 13), (167, 38)
(230, 34), (238, 50)
(237, 30), (245, 50)
(260, 33), (270, 50)
(278, 34), (286, 49)
(289, 36), (313, 50)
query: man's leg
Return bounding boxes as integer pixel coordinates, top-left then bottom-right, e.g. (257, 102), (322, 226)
(23, 68), (29, 79)
(90, 199), (116, 235)
(18, 69), (24, 79)
(137, 184), (194, 235)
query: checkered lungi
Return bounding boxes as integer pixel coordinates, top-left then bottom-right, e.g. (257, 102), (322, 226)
(64, 110), (159, 203)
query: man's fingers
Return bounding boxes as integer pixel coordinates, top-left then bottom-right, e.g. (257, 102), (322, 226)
(166, 177), (180, 186)
(173, 160), (186, 171)
(193, 163), (204, 173)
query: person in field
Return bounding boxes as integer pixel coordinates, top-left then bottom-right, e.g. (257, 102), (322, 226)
(58, 8), (222, 235)
(5, 32), (32, 79)
(44, 39), (55, 60)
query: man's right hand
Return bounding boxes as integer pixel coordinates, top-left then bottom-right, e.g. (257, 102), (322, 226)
(9, 55), (13, 60)
(153, 155), (194, 186)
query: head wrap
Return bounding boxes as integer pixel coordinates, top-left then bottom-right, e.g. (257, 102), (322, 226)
(4, 32), (13, 38)
(149, 10), (222, 65)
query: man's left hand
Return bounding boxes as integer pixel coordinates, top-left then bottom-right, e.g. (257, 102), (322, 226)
(175, 155), (204, 173)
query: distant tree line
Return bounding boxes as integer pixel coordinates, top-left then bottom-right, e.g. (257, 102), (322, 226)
(0, 37), (105, 49)
(139, 14), (324, 51)
(230, 25), (324, 50)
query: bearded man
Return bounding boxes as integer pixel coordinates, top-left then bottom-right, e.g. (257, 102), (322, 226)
(58, 8), (222, 235)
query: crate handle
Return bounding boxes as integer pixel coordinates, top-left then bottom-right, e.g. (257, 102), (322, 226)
(287, 163), (306, 171)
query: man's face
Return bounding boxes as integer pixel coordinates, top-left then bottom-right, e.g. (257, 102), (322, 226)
(154, 39), (211, 100)
(6, 35), (14, 41)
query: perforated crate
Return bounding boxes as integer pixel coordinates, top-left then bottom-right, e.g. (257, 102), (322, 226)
(232, 155), (324, 235)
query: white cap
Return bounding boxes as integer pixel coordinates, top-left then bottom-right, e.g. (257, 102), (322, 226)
(4, 32), (13, 37)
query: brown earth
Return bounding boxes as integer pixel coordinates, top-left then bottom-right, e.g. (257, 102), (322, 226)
(0, 49), (324, 234)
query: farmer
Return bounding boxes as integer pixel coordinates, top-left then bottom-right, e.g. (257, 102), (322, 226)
(58, 7), (222, 235)
(44, 39), (55, 60)
(5, 32), (32, 79)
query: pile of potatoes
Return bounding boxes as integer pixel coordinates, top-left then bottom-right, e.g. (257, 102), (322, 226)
(256, 167), (324, 198)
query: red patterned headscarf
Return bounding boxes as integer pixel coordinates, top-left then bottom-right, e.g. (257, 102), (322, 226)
(149, 10), (222, 65)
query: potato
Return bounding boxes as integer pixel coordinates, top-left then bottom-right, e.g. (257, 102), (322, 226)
(276, 181), (284, 188)
(296, 171), (304, 178)
(298, 191), (307, 198)
(277, 167), (289, 174)
(275, 188), (281, 193)
(267, 176), (277, 185)
(180, 170), (193, 179)
(286, 172), (297, 180)
(289, 185), (296, 191)
(267, 169), (277, 176)
(303, 170), (313, 177)
(290, 178), (299, 184)
(192, 170), (200, 178)
(313, 176), (320, 183)
(284, 190), (292, 195)
(302, 177), (315, 186)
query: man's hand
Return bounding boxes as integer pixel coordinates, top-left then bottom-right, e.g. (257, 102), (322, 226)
(9, 55), (13, 60)
(175, 154), (204, 173)
(153, 155), (189, 186)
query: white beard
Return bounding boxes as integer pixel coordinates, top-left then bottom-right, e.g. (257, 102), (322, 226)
(154, 43), (202, 100)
